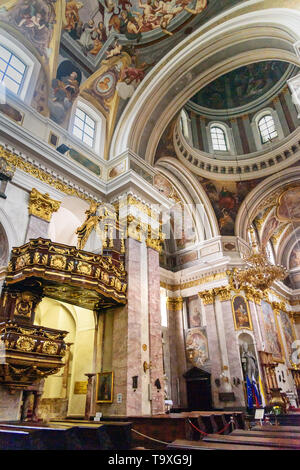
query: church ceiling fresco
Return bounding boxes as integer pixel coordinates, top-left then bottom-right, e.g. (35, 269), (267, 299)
(190, 61), (290, 111)
(0, 0), (245, 157)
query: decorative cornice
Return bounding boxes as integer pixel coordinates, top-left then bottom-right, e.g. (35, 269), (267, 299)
(160, 271), (228, 292)
(28, 188), (61, 222)
(0, 145), (95, 203)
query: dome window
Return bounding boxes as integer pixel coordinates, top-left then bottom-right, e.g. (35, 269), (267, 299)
(258, 114), (278, 144)
(210, 126), (228, 151)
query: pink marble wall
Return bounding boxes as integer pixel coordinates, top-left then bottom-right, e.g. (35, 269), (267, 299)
(98, 305), (129, 416)
(147, 247), (165, 414)
(25, 215), (49, 241)
(126, 237), (143, 415)
(169, 303), (188, 408)
(221, 300), (246, 407)
(204, 303), (222, 408)
(168, 305), (180, 406)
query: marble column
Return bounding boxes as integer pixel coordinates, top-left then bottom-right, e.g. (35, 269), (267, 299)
(85, 373), (96, 420)
(167, 297), (187, 409)
(25, 188), (61, 241)
(201, 298), (222, 409)
(220, 298), (246, 407)
(147, 247), (164, 414)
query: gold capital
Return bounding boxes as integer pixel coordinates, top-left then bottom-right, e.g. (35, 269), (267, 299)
(167, 297), (183, 311)
(198, 290), (215, 305)
(28, 188), (61, 222)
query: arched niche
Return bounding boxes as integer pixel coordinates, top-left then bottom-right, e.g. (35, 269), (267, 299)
(238, 332), (260, 382)
(34, 297), (96, 419)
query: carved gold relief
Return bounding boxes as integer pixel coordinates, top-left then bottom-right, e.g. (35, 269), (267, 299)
(16, 335), (35, 352)
(42, 341), (58, 355)
(77, 262), (92, 276)
(14, 292), (35, 318)
(15, 253), (30, 270)
(28, 188), (61, 222)
(50, 255), (67, 270)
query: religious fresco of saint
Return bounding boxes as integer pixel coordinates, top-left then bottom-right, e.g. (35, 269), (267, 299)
(232, 295), (252, 331)
(185, 326), (209, 368)
(261, 215), (280, 248)
(199, 178), (263, 236)
(261, 300), (284, 363)
(63, 0), (209, 53)
(290, 242), (300, 269)
(48, 59), (82, 126)
(187, 296), (201, 328)
(276, 186), (300, 223)
(279, 310), (296, 365)
(191, 61), (290, 110)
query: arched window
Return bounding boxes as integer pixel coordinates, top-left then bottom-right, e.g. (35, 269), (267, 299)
(0, 44), (27, 95)
(258, 114), (278, 143)
(70, 99), (106, 156)
(210, 126), (228, 151)
(73, 107), (96, 148)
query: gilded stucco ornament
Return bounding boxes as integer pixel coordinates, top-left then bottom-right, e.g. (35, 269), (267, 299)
(166, 297), (183, 311)
(198, 290), (215, 305)
(28, 188), (61, 222)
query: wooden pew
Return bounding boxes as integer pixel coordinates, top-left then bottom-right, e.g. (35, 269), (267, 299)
(231, 429), (300, 440)
(50, 420), (132, 450)
(203, 433), (300, 449)
(252, 424), (300, 433)
(167, 439), (289, 450)
(0, 424), (80, 450)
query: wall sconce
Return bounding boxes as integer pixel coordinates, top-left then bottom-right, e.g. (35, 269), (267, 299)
(143, 361), (152, 373)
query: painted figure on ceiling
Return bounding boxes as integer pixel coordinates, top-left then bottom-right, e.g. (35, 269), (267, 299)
(64, 0), (83, 32)
(3, 0), (56, 60)
(48, 60), (81, 126)
(89, 21), (108, 55)
(78, 19), (95, 54)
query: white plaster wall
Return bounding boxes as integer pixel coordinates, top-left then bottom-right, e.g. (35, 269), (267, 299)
(0, 183), (29, 246)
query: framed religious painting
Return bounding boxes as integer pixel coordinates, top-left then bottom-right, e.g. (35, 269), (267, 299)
(96, 372), (114, 403)
(260, 300), (284, 363)
(232, 295), (253, 331)
(279, 310), (297, 365)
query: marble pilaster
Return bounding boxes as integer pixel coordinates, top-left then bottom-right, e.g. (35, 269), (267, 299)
(202, 301), (222, 409)
(147, 247), (164, 414)
(221, 300), (246, 407)
(168, 298), (187, 408)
